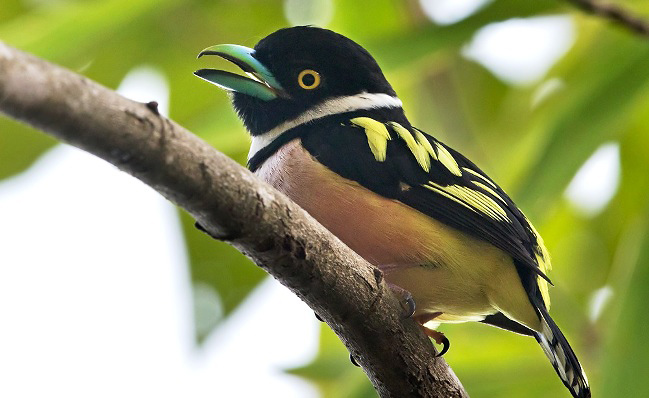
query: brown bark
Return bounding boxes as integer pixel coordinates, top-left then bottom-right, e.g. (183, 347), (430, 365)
(0, 42), (468, 398)
(565, 0), (649, 36)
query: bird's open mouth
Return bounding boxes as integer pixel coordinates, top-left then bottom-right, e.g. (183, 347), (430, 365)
(194, 44), (284, 101)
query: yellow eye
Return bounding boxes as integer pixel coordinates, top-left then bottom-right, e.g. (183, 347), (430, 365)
(297, 69), (321, 90)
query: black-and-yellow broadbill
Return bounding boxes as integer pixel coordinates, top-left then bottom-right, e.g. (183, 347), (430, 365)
(195, 26), (591, 398)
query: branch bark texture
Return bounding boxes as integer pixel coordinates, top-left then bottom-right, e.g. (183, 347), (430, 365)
(0, 42), (468, 397)
(566, 0), (649, 36)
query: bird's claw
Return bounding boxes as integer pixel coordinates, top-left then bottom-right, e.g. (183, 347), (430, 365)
(434, 334), (450, 357)
(415, 313), (450, 356)
(421, 328), (450, 357)
(194, 221), (238, 241)
(402, 292), (416, 319)
(387, 283), (416, 318)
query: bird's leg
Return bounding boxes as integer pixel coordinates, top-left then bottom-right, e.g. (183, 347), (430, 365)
(414, 312), (450, 357)
(387, 283), (416, 318)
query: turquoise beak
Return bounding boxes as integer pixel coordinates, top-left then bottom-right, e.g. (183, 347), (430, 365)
(195, 44), (284, 101)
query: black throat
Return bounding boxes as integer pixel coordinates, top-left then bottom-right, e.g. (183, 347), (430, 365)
(247, 106), (409, 172)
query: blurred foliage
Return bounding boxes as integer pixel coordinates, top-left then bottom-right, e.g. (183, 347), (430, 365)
(2, 0), (649, 397)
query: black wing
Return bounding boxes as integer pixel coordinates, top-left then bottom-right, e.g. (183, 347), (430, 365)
(300, 115), (551, 305)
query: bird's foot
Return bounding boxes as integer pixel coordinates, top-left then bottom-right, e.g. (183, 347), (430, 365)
(423, 329), (450, 357)
(387, 283), (416, 318)
(415, 313), (450, 357)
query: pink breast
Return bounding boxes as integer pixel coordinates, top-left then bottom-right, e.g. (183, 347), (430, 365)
(254, 140), (444, 268)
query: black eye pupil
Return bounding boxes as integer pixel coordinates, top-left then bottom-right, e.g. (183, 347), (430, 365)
(302, 73), (315, 86)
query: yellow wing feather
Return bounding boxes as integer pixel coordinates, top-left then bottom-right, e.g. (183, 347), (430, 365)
(350, 117), (391, 161)
(434, 143), (462, 177)
(387, 122), (431, 172)
(425, 182), (511, 223)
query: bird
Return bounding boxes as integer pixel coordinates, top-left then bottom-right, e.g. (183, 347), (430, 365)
(194, 26), (591, 398)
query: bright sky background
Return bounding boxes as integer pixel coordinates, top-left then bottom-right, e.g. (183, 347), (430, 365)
(463, 15), (575, 84)
(0, 2), (621, 397)
(419, 0), (492, 25)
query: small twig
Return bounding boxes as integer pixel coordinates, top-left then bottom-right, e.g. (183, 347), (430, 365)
(566, 0), (649, 36)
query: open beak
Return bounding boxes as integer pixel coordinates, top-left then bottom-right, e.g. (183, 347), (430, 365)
(194, 44), (284, 101)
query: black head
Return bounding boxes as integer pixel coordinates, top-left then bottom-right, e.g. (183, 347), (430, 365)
(195, 26), (397, 135)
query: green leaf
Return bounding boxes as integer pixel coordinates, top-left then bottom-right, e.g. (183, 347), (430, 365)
(0, 118), (56, 181)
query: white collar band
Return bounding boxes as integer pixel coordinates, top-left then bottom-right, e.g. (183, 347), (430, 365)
(248, 92), (402, 160)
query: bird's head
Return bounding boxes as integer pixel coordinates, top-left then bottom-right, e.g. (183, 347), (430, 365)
(195, 26), (400, 137)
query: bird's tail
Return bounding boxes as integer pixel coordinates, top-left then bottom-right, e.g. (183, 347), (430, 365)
(533, 304), (591, 398)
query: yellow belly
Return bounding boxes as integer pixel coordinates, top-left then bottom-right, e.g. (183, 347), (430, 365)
(255, 140), (540, 330)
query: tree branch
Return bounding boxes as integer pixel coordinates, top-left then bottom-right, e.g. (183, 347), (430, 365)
(0, 42), (468, 397)
(565, 0), (649, 36)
